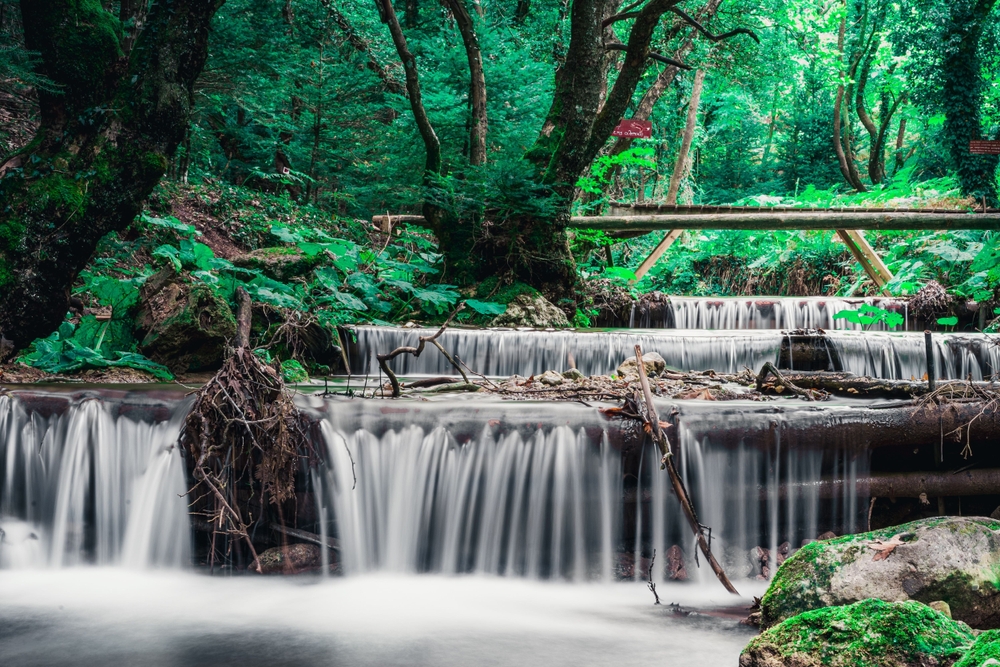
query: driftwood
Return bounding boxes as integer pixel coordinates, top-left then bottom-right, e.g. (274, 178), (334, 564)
(632, 344), (740, 595)
(270, 523), (340, 552)
(376, 304), (468, 397)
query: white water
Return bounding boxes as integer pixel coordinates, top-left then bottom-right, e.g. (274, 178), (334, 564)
(0, 392), (191, 569)
(664, 296), (907, 330)
(828, 331), (1000, 381)
(0, 569), (763, 667)
(349, 326), (783, 377)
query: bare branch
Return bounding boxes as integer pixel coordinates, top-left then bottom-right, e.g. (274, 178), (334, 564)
(603, 0), (652, 26)
(605, 43), (691, 69)
(669, 6), (760, 43)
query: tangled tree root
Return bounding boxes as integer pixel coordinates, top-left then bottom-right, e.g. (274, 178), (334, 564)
(180, 288), (310, 572)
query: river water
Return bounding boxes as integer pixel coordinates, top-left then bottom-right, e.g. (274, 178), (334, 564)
(0, 570), (763, 667)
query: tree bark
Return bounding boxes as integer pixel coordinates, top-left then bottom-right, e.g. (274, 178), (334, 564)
(322, 0), (405, 95)
(375, 0), (440, 177)
(442, 0), (488, 165)
(666, 69), (705, 205)
(0, 0), (224, 359)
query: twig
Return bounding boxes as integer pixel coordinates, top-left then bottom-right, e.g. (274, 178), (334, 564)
(376, 303), (466, 397)
(605, 43), (691, 70)
(668, 6), (760, 43)
(647, 548), (661, 605)
(633, 344), (739, 595)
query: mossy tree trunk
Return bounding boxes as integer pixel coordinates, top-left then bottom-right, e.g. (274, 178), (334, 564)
(0, 0), (224, 360)
(942, 0), (999, 205)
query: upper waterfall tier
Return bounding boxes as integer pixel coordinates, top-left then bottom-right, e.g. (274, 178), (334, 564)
(654, 296), (909, 330)
(348, 326), (999, 381)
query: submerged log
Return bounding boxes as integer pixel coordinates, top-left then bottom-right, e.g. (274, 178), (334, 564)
(772, 468), (1000, 500)
(757, 371), (998, 400)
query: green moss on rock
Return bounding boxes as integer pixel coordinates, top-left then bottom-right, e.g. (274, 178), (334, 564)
(233, 247), (320, 281)
(954, 629), (1000, 667)
(761, 517), (1000, 629)
(741, 599), (974, 667)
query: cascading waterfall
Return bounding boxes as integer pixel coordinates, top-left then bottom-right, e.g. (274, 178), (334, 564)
(350, 325), (998, 381)
(349, 326), (784, 377)
(309, 397), (869, 583)
(0, 391), (192, 569)
(827, 331), (1000, 381)
(661, 296), (908, 331)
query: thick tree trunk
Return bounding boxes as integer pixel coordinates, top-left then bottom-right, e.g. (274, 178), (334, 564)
(0, 0), (224, 359)
(666, 69), (705, 205)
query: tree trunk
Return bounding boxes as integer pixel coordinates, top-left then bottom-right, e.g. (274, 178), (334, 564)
(666, 69), (705, 205)
(442, 0), (488, 165)
(942, 0), (999, 205)
(832, 12), (866, 192)
(0, 0), (224, 359)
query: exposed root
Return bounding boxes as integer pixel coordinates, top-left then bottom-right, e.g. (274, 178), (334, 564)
(179, 288), (310, 571)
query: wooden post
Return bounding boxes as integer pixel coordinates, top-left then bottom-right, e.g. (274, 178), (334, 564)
(632, 229), (683, 282)
(835, 229), (893, 291)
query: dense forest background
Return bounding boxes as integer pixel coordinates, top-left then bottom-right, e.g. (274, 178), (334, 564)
(1, 0), (1000, 379)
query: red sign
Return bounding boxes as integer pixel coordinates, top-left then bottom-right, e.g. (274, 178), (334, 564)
(970, 140), (1000, 154)
(612, 119), (652, 138)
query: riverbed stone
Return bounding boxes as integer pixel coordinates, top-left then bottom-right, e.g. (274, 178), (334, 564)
(761, 516), (1000, 629)
(250, 543), (321, 574)
(538, 370), (564, 386)
(490, 294), (569, 328)
(561, 368), (585, 381)
(740, 598), (973, 667)
(135, 269), (237, 372)
(616, 352), (666, 378)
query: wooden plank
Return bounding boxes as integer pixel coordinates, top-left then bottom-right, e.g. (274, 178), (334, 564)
(373, 211), (1000, 231)
(632, 229), (683, 281)
(570, 212), (1000, 230)
(835, 229), (893, 290)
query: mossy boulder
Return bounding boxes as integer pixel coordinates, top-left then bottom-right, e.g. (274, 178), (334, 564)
(491, 293), (569, 328)
(954, 629), (1000, 667)
(135, 269), (237, 372)
(233, 246), (320, 281)
(761, 517), (1000, 629)
(741, 599), (974, 667)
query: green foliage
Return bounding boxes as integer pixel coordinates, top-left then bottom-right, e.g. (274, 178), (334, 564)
(464, 299), (507, 316)
(20, 316), (173, 380)
(833, 304), (905, 329)
(280, 359), (309, 384)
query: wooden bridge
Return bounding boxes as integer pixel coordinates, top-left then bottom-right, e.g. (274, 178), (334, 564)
(372, 204), (1000, 288)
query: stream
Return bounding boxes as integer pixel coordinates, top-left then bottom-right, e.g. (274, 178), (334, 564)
(1, 301), (997, 664)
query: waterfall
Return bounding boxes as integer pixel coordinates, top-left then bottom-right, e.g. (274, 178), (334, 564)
(827, 331), (1000, 381)
(0, 391), (192, 569)
(348, 326), (783, 377)
(309, 396), (869, 582)
(664, 296), (908, 330)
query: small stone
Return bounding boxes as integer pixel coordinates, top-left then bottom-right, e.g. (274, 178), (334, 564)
(561, 368), (585, 381)
(250, 543), (321, 574)
(817, 530), (838, 541)
(929, 600), (952, 618)
(539, 370), (564, 386)
(616, 352), (666, 378)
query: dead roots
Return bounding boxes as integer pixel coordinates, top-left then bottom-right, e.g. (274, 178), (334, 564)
(180, 288), (309, 571)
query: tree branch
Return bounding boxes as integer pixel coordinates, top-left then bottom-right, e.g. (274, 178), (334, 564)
(668, 6), (760, 43)
(605, 43), (691, 69)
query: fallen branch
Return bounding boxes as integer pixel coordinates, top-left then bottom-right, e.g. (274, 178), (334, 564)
(647, 548), (661, 605)
(755, 362), (824, 401)
(376, 303), (467, 397)
(633, 344), (740, 595)
(270, 523), (340, 552)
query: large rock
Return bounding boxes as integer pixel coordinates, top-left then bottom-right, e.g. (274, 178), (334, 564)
(955, 629), (1000, 667)
(250, 543), (321, 574)
(616, 351), (666, 378)
(135, 269), (237, 372)
(232, 247), (320, 281)
(741, 598), (973, 667)
(491, 294), (569, 328)
(761, 517), (1000, 629)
